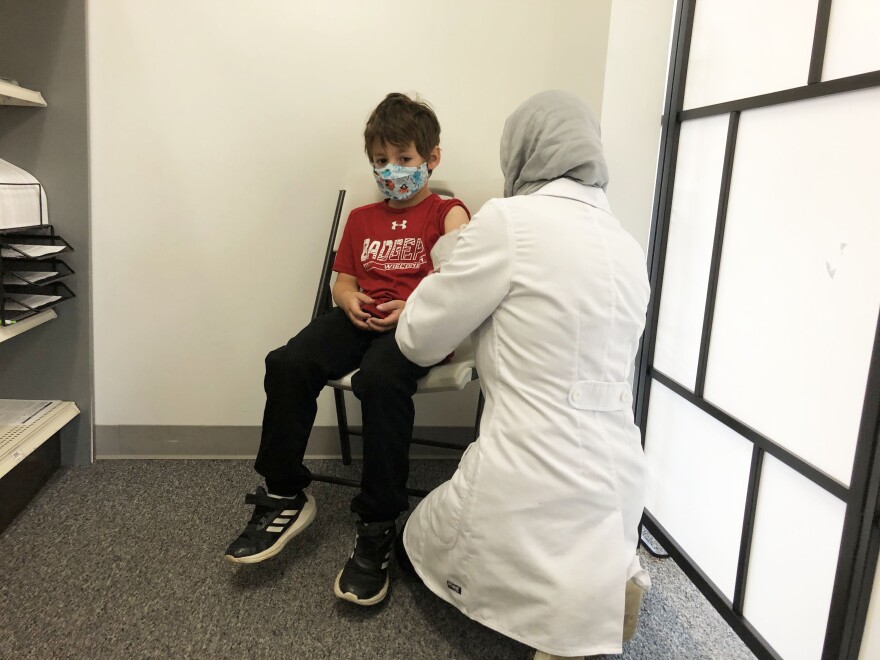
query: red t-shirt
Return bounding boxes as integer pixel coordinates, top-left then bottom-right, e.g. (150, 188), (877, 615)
(333, 194), (469, 316)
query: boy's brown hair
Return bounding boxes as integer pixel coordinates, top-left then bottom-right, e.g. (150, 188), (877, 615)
(364, 92), (441, 162)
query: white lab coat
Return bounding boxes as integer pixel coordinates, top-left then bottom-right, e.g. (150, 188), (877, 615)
(396, 178), (651, 657)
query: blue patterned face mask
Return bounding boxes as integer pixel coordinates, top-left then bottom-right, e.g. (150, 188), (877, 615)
(373, 162), (430, 201)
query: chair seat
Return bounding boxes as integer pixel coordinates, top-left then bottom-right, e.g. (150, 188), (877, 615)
(327, 337), (477, 393)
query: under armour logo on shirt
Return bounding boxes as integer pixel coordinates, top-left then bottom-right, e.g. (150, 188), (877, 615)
(391, 220), (407, 230)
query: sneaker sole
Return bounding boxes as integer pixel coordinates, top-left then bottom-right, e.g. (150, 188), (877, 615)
(224, 494), (317, 564)
(333, 570), (389, 606)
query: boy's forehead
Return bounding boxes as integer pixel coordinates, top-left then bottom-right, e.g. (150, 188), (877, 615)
(370, 140), (417, 156)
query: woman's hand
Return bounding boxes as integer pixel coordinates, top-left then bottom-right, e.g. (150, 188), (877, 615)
(367, 300), (405, 332)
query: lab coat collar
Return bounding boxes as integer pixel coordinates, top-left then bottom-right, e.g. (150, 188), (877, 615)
(531, 177), (611, 214)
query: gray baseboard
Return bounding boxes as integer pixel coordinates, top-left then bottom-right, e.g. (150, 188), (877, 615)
(95, 425), (472, 459)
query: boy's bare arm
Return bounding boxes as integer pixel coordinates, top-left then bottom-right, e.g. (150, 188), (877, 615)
(333, 273), (373, 330)
(443, 205), (469, 233)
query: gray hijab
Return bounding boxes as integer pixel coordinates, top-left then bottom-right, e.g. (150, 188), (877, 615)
(500, 90), (608, 197)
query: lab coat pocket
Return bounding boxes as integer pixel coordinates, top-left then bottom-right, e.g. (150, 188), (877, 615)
(427, 441), (481, 549)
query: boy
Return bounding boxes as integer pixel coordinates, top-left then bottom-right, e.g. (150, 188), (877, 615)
(224, 92), (469, 607)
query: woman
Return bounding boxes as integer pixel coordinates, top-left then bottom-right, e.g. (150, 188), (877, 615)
(394, 90), (651, 659)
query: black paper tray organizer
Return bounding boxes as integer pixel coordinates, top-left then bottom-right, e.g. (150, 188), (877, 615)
(0, 224), (75, 326)
(1, 258), (73, 286)
(1, 282), (75, 326)
(0, 225), (72, 259)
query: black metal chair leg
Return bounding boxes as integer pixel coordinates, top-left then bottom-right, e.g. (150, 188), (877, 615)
(334, 388), (352, 465)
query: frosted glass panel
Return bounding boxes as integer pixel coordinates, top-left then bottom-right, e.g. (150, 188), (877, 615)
(705, 88), (880, 486)
(823, 0), (880, 81)
(859, 559), (880, 659)
(644, 381), (752, 599)
(653, 115), (729, 389)
(684, 0), (818, 109)
(744, 456), (846, 660)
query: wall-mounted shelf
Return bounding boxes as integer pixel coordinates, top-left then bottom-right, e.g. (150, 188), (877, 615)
(0, 400), (79, 480)
(0, 400), (78, 531)
(0, 80), (47, 107)
(0, 6), (89, 521)
(0, 308), (56, 343)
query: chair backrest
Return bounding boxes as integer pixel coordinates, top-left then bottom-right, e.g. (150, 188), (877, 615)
(430, 184), (454, 199)
(312, 190), (347, 321)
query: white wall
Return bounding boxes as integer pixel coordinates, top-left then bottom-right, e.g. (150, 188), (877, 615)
(89, 0), (611, 428)
(601, 0), (677, 249)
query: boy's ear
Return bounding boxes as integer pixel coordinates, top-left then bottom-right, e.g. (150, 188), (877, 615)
(427, 146), (441, 172)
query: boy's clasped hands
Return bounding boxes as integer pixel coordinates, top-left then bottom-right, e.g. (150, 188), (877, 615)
(337, 288), (404, 332)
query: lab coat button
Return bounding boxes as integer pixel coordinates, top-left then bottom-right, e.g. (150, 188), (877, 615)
(620, 390), (632, 403)
(573, 390), (581, 400)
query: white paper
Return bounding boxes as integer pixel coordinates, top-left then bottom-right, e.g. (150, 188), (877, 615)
(0, 400), (55, 426)
(1, 243), (65, 258)
(6, 294), (61, 310)
(3, 271), (56, 284)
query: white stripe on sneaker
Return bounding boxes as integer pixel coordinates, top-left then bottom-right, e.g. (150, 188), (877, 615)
(266, 525), (285, 533)
(272, 517), (290, 525)
(281, 509), (299, 516)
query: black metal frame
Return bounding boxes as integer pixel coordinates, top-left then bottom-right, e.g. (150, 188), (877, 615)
(0, 224), (75, 326)
(636, 1), (880, 658)
(308, 190), (483, 498)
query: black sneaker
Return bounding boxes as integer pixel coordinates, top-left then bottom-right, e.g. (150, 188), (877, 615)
(334, 520), (396, 605)
(224, 486), (316, 564)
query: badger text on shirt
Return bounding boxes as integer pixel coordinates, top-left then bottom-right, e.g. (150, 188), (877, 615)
(360, 237), (426, 271)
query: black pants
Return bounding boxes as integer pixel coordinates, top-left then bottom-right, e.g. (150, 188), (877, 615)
(254, 308), (430, 522)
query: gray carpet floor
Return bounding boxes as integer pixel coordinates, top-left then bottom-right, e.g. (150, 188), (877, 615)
(0, 460), (755, 659)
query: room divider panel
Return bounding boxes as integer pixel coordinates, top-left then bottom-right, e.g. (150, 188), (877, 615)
(635, 1), (880, 658)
